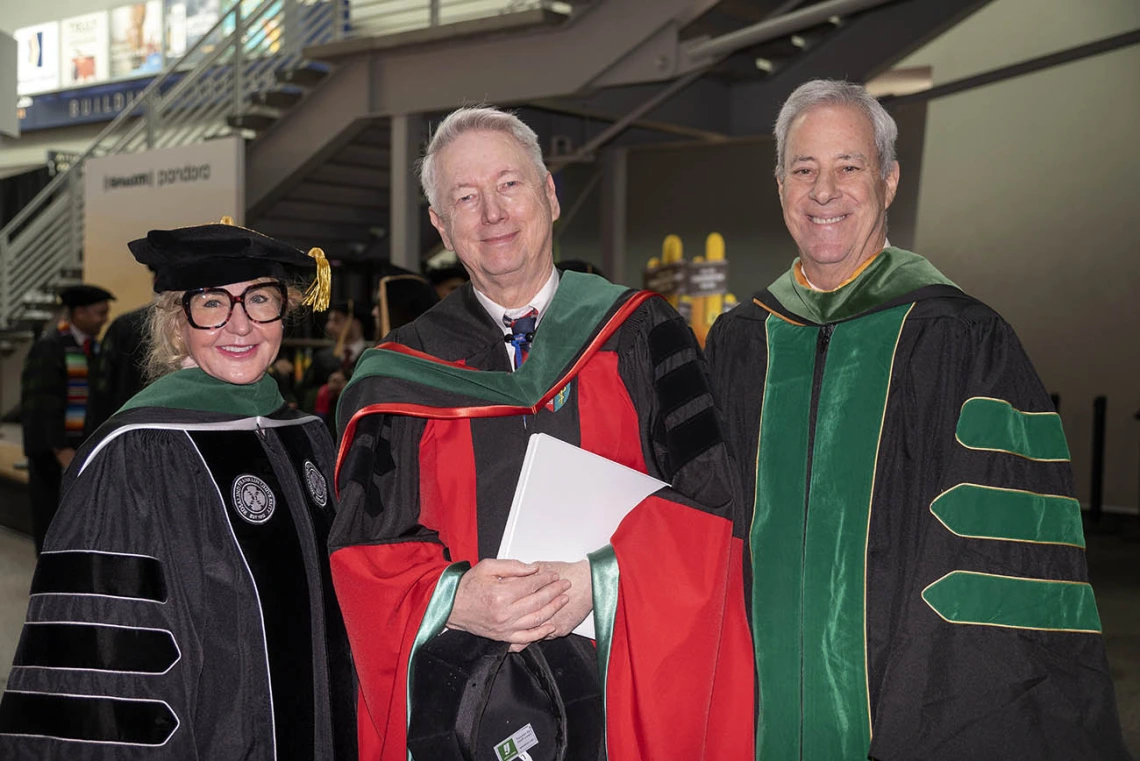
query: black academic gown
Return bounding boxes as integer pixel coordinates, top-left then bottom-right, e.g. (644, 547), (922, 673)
(0, 370), (356, 760)
(705, 248), (1130, 760)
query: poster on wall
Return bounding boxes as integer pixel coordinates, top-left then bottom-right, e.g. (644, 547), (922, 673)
(223, 0), (283, 56)
(60, 12), (110, 87)
(110, 1), (164, 78)
(15, 23), (61, 95)
(165, 0), (221, 63)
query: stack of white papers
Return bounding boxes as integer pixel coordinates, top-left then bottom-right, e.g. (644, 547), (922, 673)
(497, 434), (668, 637)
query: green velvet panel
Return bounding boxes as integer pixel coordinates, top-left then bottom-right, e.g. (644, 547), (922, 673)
(922, 571), (1102, 633)
(406, 561), (469, 761)
(955, 397), (1070, 462)
(751, 315), (817, 760)
(589, 543), (619, 758)
(931, 484), (1085, 548)
(802, 304), (911, 760)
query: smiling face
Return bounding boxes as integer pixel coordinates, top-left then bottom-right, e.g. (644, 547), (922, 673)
(179, 278), (283, 385)
(428, 130), (560, 307)
(778, 104), (899, 290)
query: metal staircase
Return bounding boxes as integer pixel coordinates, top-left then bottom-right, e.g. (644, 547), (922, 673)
(0, 0), (992, 334)
(0, 0), (347, 332)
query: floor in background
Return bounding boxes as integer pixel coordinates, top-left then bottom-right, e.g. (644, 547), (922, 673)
(0, 516), (1135, 754)
(0, 479), (31, 536)
(0, 528), (34, 693)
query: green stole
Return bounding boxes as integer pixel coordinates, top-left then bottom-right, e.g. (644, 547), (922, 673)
(751, 248), (956, 760)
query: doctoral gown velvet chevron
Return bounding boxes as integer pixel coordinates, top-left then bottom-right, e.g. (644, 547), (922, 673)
(705, 248), (1130, 761)
(330, 273), (754, 760)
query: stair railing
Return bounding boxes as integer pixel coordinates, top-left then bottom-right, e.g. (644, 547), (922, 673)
(0, 0), (570, 329)
(0, 0), (339, 329)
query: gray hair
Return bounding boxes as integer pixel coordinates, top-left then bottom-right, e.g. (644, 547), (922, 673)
(773, 79), (898, 180)
(418, 106), (546, 209)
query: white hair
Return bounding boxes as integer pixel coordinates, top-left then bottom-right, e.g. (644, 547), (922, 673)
(418, 106), (547, 209)
(773, 79), (898, 180)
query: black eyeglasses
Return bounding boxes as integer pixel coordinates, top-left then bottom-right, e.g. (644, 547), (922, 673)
(181, 282), (288, 329)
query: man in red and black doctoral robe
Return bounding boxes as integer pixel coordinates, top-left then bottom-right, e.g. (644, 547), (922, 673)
(330, 106), (753, 760)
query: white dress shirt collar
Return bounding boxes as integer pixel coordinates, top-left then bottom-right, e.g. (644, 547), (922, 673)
(473, 267), (560, 334)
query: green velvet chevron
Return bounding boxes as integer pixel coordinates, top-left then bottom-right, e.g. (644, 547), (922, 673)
(922, 570), (1101, 633)
(931, 484), (1084, 547)
(955, 397), (1070, 461)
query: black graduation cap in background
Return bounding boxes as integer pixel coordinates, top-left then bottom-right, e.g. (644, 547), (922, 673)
(127, 217), (330, 311)
(59, 284), (116, 308)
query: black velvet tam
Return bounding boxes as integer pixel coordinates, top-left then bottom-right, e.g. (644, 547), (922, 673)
(59, 284), (115, 308)
(129, 223), (315, 292)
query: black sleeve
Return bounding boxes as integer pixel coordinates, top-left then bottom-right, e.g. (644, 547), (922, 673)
(330, 321), (439, 554)
(329, 410), (436, 553)
(868, 307), (1131, 761)
(617, 297), (738, 530)
(0, 432), (213, 758)
(20, 336), (67, 454)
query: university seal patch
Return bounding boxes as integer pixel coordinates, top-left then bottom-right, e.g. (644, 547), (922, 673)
(304, 460), (328, 507)
(231, 474), (276, 524)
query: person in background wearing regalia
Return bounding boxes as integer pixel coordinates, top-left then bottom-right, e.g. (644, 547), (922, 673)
(297, 300), (372, 413)
(19, 283), (114, 554)
(0, 221), (357, 760)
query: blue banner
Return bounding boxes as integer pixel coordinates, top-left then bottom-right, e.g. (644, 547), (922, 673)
(17, 76), (178, 131)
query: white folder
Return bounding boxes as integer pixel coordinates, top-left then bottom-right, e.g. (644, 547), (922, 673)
(497, 433), (668, 637)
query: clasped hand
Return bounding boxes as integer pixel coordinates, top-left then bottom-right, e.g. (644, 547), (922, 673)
(446, 558), (593, 651)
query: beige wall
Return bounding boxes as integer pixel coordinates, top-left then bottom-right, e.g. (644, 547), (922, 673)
(901, 0), (1140, 510)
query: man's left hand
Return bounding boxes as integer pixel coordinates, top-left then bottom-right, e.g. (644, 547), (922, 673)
(534, 559), (593, 638)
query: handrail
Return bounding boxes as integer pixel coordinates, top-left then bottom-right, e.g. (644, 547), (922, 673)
(0, 0), (323, 329)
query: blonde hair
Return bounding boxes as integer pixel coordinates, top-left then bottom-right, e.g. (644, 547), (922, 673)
(144, 283), (304, 382)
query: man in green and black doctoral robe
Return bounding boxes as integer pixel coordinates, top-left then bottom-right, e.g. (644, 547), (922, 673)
(706, 80), (1130, 760)
(20, 284), (113, 554)
(331, 106), (753, 760)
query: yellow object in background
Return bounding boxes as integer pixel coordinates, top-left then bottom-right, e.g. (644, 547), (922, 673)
(689, 233), (728, 347)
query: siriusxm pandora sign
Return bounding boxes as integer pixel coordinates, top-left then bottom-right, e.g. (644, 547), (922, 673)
(102, 163), (213, 191)
(85, 137), (245, 315)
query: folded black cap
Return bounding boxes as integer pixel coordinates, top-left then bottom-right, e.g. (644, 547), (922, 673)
(128, 218), (330, 310)
(59, 284), (115, 308)
(408, 630), (603, 761)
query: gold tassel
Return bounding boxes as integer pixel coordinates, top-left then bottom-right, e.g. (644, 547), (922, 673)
(219, 215), (235, 225)
(302, 247), (331, 312)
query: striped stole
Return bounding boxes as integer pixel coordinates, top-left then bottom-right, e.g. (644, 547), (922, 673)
(64, 340), (89, 440)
